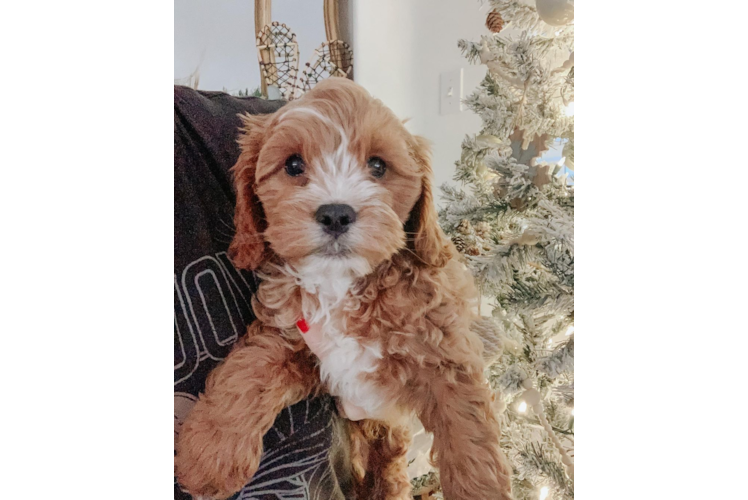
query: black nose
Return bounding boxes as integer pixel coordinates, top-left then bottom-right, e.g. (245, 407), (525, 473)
(315, 204), (357, 237)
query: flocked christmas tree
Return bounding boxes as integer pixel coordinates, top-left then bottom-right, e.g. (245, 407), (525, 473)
(430, 1), (575, 499)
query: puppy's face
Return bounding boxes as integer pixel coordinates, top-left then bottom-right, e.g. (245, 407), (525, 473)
(230, 78), (450, 275)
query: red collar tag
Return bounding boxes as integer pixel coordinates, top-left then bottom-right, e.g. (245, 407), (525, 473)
(296, 318), (310, 334)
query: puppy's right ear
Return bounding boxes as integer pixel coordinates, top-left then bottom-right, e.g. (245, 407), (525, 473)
(229, 113), (270, 270)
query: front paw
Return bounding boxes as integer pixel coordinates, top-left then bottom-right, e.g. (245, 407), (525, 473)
(175, 415), (262, 499)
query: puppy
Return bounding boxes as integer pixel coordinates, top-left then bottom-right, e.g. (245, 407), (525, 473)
(175, 77), (512, 500)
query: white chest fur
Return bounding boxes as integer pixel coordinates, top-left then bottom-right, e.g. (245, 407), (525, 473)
(314, 318), (386, 417)
(293, 256), (391, 419)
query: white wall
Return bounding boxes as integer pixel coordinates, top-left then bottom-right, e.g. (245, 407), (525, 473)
(175, 0), (327, 93)
(351, 0), (492, 199)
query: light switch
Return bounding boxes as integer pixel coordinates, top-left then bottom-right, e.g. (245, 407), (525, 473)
(440, 69), (463, 115)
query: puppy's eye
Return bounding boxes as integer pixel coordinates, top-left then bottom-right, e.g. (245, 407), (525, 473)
(367, 157), (386, 178)
(284, 154), (305, 177)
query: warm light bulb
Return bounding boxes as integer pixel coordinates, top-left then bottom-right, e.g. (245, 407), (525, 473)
(571, 408), (575, 416)
(565, 325), (574, 336)
(548, 338), (554, 346)
(518, 401), (527, 413)
(539, 486), (550, 500)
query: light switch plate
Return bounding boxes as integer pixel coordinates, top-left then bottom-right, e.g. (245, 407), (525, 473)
(440, 69), (463, 115)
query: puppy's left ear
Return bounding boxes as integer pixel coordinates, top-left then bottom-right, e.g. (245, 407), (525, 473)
(229, 113), (270, 270)
(405, 135), (453, 268)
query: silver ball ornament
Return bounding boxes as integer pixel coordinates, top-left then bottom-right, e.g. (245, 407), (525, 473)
(535, 0), (574, 26)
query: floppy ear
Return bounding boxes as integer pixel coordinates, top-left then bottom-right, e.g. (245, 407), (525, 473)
(228, 113), (270, 270)
(405, 135), (453, 268)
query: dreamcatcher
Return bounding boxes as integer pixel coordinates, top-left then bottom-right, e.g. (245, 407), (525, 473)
(255, 22), (300, 100)
(296, 40), (353, 98)
(254, 0), (353, 101)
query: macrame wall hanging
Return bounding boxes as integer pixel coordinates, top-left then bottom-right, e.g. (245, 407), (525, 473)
(254, 0), (353, 101)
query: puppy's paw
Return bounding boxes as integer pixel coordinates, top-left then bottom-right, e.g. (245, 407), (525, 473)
(175, 417), (262, 500)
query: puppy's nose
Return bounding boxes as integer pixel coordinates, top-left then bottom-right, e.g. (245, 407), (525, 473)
(315, 204), (357, 237)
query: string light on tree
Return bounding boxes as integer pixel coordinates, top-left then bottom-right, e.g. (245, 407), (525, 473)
(539, 486), (550, 500)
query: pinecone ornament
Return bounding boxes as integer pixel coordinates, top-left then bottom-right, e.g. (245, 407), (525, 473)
(486, 9), (505, 33)
(456, 219), (473, 235)
(510, 197), (526, 210)
(492, 180), (507, 198)
(466, 245), (482, 256)
(452, 235), (468, 253)
(475, 221), (492, 239)
(509, 198), (525, 210)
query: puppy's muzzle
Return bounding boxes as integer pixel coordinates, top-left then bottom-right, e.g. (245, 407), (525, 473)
(315, 204), (356, 238)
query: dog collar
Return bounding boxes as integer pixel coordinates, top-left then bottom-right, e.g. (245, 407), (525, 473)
(296, 318), (310, 334)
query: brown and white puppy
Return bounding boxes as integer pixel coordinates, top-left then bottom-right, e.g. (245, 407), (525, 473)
(175, 78), (512, 500)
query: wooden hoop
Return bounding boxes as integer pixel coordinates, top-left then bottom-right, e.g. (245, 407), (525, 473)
(254, 0), (273, 96)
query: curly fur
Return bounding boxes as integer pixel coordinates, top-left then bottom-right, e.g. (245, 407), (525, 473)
(175, 78), (512, 500)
